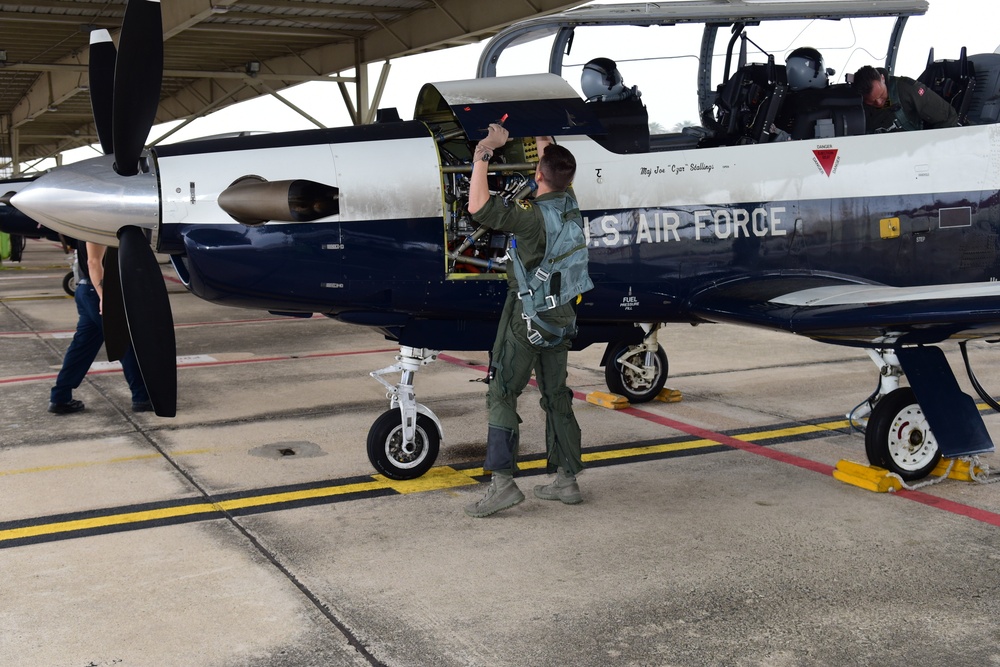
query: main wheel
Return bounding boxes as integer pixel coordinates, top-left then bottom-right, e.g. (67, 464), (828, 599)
(604, 340), (668, 403)
(62, 270), (77, 296)
(366, 409), (440, 480)
(864, 387), (941, 481)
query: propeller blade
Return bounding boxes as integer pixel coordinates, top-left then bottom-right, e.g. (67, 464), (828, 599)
(118, 226), (176, 417)
(101, 246), (129, 362)
(112, 0), (163, 177)
(88, 29), (116, 156)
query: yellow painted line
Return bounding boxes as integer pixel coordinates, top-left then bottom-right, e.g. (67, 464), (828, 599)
(733, 420), (850, 443)
(376, 466), (481, 494)
(0, 295), (71, 302)
(0, 503), (221, 542)
(0, 479), (391, 543)
(216, 480), (389, 511)
(0, 448), (214, 478)
(0, 418), (858, 546)
(585, 438), (720, 462)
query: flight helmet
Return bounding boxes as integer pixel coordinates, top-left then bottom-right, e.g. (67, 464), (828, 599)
(582, 57), (625, 101)
(786, 47), (830, 91)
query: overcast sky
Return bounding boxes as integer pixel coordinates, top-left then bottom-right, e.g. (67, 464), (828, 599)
(54, 0), (999, 166)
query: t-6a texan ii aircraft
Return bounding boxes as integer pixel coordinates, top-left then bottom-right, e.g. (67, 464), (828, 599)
(11, 0), (1000, 481)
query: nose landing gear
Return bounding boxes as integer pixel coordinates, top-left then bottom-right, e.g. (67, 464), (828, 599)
(368, 346), (443, 480)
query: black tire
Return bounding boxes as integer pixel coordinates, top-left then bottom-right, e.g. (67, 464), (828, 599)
(62, 270), (76, 296)
(366, 409), (440, 480)
(864, 387), (941, 481)
(604, 340), (668, 403)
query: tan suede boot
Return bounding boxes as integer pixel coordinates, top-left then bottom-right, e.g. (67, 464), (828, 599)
(464, 472), (525, 517)
(533, 467), (582, 504)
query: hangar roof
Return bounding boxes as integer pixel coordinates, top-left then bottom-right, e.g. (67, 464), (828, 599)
(0, 0), (586, 174)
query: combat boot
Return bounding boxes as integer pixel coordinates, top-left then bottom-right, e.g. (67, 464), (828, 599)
(533, 467), (582, 504)
(464, 472), (524, 518)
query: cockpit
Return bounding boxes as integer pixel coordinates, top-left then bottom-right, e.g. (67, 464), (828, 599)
(473, 0), (1000, 153)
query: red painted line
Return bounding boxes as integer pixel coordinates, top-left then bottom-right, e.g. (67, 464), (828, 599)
(0, 315), (320, 337)
(437, 353), (1000, 527)
(608, 401), (835, 475)
(0, 348), (397, 385)
(175, 348), (397, 370)
(895, 489), (1000, 527)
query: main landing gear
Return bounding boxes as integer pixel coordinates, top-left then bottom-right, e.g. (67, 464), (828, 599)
(853, 343), (1000, 482)
(604, 323), (669, 403)
(368, 346), (443, 480)
(851, 349), (942, 481)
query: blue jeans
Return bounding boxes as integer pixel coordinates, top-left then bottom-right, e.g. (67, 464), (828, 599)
(50, 283), (149, 405)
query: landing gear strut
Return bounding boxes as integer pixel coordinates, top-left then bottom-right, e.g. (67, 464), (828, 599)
(368, 346), (443, 480)
(604, 324), (668, 403)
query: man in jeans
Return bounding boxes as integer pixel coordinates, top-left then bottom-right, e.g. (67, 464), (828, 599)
(49, 241), (151, 414)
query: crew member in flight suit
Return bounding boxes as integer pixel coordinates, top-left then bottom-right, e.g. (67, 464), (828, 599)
(463, 124), (585, 518)
(852, 65), (959, 133)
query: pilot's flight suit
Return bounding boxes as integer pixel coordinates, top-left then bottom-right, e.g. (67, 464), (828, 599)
(472, 190), (584, 479)
(864, 76), (959, 133)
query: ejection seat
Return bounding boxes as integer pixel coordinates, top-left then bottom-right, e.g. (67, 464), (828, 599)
(778, 85), (866, 140)
(962, 52), (1000, 125)
(587, 97), (650, 153)
(581, 57), (650, 154)
(704, 59), (788, 146)
(918, 47), (976, 125)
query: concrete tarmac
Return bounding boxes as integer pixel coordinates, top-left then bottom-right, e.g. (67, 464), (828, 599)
(2, 238), (1000, 667)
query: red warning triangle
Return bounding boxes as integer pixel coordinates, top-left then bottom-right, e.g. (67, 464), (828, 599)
(813, 149), (838, 177)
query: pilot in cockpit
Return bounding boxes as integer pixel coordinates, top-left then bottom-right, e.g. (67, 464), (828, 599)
(775, 47), (838, 137)
(785, 47), (833, 92)
(581, 57), (648, 153)
(581, 57), (642, 102)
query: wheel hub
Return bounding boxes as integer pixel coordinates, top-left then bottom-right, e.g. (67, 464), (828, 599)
(388, 427), (424, 464)
(889, 407), (937, 470)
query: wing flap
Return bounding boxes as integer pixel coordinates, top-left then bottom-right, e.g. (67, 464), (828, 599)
(688, 274), (1000, 345)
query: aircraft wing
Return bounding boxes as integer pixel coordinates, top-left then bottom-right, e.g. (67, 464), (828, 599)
(686, 275), (1000, 346)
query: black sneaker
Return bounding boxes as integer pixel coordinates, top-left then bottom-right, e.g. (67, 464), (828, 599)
(48, 399), (85, 414)
(131, 400), (153, 413)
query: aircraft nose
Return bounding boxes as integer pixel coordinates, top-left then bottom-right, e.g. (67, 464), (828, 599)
(11, 153), (160, 246)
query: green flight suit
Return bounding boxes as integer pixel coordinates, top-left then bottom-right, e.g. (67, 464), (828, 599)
(864, 76), (959, 133)
(472, 191), (584, 477)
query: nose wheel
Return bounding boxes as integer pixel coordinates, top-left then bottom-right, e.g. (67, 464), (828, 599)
(864, 387), (941, 480)
(367, 409), (440, 480)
